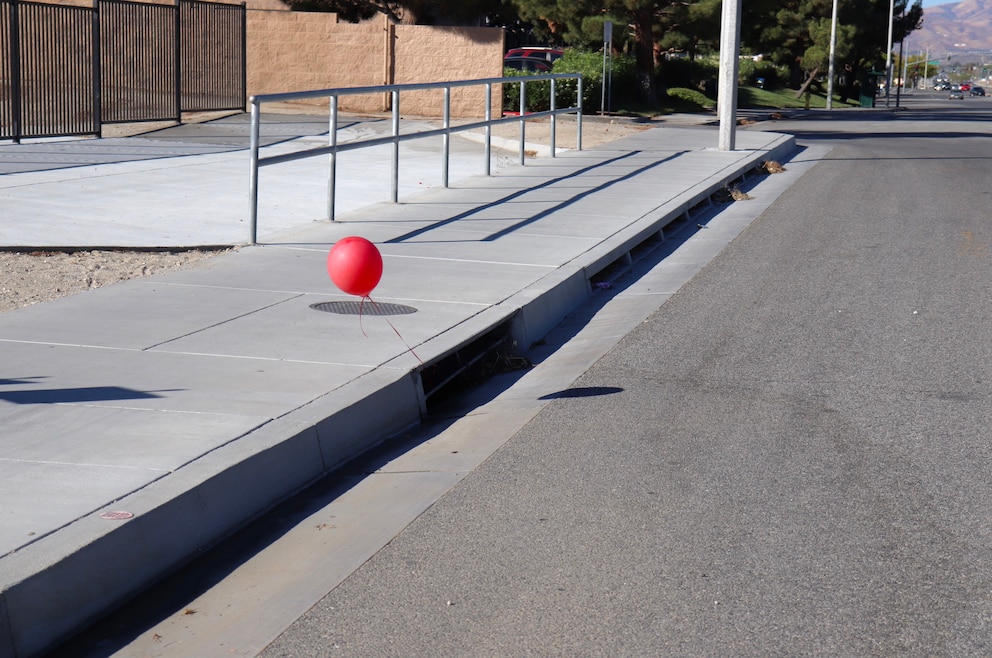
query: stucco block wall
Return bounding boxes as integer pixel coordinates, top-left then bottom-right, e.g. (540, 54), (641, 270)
(247, 12), (505, 117)
(393, 25), (504, 117)
(247, 10), (389, 113)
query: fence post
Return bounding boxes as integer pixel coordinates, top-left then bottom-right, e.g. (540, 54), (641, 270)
(240, 2), (247, 111)
(9, 0), (23, 143)
(173, 0), (182, 122)
(92, 0), (102, 137)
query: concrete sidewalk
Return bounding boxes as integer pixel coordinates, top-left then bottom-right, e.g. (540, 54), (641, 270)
(0, 113), (516, 248)
(0, 116), (795, 657)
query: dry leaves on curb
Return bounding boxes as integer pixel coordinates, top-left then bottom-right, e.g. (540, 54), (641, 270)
(714, 185), (753, 203)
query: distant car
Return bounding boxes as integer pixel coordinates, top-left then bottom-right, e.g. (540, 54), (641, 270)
(504, 47), (564, 63)
(949, 89), (965, 99)
(503, 56), (552, 73)
(960, 83), (972, 91)
(934, 82), (950, 90)
(970, 86), (985, 96)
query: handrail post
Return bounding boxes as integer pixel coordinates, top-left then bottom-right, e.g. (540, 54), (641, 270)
(391, 89), (400, 202)
(327, 94), (338, 221)
(484, 82), (492, 176)
(518, 79), (526, 166)
(442, 85), (450, 187)
(550, 78), (557, 158)
(577, 76), (583, 151)
(248, 75), (584, 230)
(248, 97), (261, 245)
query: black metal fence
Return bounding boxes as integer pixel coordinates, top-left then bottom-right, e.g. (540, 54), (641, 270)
(0, 0), (245, 142)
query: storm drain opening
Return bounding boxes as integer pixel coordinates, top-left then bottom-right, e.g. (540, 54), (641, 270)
(310, 301), (418, 316)
(589, 252), (633, 290)
(629, 231), (666, 261)
(418, 320), (531, 414)
(589, 229), (668, 291)
(687, 196), (713, 220)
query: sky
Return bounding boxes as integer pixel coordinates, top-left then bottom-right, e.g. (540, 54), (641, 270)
(921, 0), (957, 6)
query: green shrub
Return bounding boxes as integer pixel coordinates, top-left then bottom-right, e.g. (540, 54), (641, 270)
(553, 50), (637, 110)
(738, 59), (784, 88)
(502, 49), (637, 113)
(658, 57), (719, 89)
(666, 87), (715, 110)
(502, 68), (551, 113)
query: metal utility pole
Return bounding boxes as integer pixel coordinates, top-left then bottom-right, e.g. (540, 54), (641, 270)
(718, 0), (742, 150)
(885, 0), (895, 106)
(827, 0), (839, 109)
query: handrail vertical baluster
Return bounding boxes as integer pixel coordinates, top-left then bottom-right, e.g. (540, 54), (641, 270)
(519, 79), (526, 166)
(484, 82), (492, 176)
(391, 89), (400, 202)
(442, 85), (450, 188)
(248, 97), (260, 244)
(550, 78), (556, 158)
(577, 76), (583, 151)
(328, 94), (338, 221)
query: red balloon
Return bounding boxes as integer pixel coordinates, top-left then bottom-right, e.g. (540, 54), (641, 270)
(326, 236), (383, 297)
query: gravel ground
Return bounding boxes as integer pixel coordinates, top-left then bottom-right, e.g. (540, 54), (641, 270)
(0, 249), (233, 313)
(0, 117), (654, 314)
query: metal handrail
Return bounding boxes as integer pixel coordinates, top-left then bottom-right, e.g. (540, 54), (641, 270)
(247, 73), (584, 244)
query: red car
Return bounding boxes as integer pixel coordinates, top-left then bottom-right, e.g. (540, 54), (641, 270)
(960, 83), (972, 91)
(504, 47), (564, 63)
(503, 56), (552, 73)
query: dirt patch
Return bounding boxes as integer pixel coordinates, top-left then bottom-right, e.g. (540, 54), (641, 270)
(0, 249), (231, 313)
(484, 116), (653, 150)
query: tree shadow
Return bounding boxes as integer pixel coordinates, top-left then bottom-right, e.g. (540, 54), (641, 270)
(0, 386), (169, 404)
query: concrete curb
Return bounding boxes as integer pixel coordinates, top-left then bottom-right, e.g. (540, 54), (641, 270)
(0, 133), (796, 658)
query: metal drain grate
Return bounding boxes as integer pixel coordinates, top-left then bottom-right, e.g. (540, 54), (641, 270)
(310, 301), (418, 316)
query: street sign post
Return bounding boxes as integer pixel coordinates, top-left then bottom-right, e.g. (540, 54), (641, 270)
(601, 21), (613, 114)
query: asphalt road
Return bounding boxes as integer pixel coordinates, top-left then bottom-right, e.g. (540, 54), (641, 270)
(50, 92), (992, 656)
(259, 95), (992, 656)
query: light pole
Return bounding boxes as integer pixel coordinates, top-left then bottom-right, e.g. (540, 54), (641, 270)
(885, 0), (895, 106)
(718, 0), (742, 150)
(826, 0), (839, 109)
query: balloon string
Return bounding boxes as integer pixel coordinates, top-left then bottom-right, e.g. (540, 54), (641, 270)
(358, 296), (369, 337)
(366, 296), (423, 364)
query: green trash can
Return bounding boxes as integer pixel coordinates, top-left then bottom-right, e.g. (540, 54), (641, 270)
(860, 71), (885, 107)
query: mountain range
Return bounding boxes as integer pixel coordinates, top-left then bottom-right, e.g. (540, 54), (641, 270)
(914, 0), (992, 56)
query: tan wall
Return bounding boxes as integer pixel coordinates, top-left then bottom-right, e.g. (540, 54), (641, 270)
(244, 0), (286, 10)
(393, 24), (504, 117)
(247, 12), (505, 117)
(246, 10), (389, 113)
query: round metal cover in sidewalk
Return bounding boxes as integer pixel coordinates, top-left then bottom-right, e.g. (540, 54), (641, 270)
(310, 301), (418, 316)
